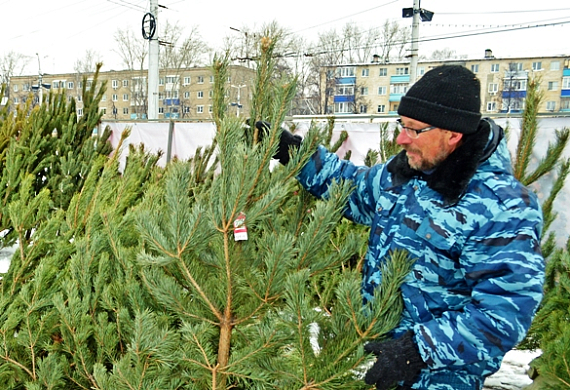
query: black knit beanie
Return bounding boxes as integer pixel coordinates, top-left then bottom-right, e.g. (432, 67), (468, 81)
(398, 65), (482, 134)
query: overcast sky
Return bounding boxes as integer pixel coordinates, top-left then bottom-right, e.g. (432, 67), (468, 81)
(4, 0), (570, 75)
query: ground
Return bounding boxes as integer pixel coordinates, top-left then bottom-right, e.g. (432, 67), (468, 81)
(483, 349), (541, 390)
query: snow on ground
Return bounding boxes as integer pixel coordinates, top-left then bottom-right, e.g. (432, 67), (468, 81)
(483, 349), (541, 390)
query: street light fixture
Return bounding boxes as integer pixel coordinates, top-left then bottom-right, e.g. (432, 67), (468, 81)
(230, 84), (247, 117)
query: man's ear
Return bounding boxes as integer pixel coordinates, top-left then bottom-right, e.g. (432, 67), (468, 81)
(448, 131), (463, 147)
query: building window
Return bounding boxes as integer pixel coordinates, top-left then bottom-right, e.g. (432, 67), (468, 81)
(490, 63), (500, 73)
(159, 77), (164, 85)
(488, 83), (499, 94)
(361, 87), (368, 96)
(13, 97), (19, 104)
(546, 101), (556, 111)
(336, 85), (354, 95)
(123, 94), (129, 101)
(471, 64), (479, 73)
(551, 61), (560, 71)
(100, 108), (106, 114)
(210, 75), (214, 83)
(158, 107), (164, 114)
(209, 105), (213, 113)
(209, 90), (214, 98)
(101, 95), (107, 101)
(362, 68), (369, 77)
(112, 94), (118, 101)
(395, 67), (409, 75)
(334, 102), (353, 113)
(68, 81), (74, 89)
(505, 79), (527, 91)
(53, 81), (60, 89)
(359, 104), (367, 113)
(197, 105), (204, 113)
(417, 67), (425, 76)
(377, 105), (386, 113)
(379, 68), (388, 76)
(336, 67), (355, 77)
(123, 80), (128, 87)
(184, 91), (190, 98)
(77, 108), (83, 116)
(561, 98), (570, 110)
(487, 102), (496, 112)
(165, 76), (179, 84)
(563, 77), (570, 89)
(77, 95), (82, 102)
(197, 91), (204, 98)
(112, 80), (119, 89)
(123, 108), (129, 114)
(548, 81), (559, 91)
(183, 76), (191, 85)
(183, 106), (190, 113)
(197, 76), (204, 84)
(377, 86), (387, 95)
(532, 62), (542, 71)
(13, 84), (18, 92)
(390, 84), (408, 94)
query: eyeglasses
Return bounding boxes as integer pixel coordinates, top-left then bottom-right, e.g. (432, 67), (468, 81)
(396, 119), (437, 139)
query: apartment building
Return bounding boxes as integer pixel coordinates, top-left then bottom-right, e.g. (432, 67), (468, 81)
(321, 50), (570, 116)
(8, 65), (255, 121)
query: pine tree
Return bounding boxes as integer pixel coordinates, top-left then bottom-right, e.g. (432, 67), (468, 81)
(511, 76), (570, 389)
(0, 32), (414, 390)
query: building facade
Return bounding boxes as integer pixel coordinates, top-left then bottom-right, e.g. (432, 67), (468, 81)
(8, 65), (255, 121)
(321, 50), (570, 116)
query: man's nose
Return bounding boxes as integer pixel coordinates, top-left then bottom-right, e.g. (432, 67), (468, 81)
(396, 129), (412, 145)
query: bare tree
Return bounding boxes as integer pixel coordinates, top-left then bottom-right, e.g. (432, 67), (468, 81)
(377, 20), (410, 63)
(159, 22), (210, 69)
(74, 50), (102, 74)
(113, 28), (148, 71)
(0, 51), (31, 88)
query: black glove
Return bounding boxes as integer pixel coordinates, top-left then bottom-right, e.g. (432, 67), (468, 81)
(364, 331), (426, 390)
(254, 121), (302, 165)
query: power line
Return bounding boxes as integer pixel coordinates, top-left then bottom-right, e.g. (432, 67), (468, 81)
(291, 0), (401, 36)
(438, 8), (570, 15)
(274, 19), (570, 60)
(106, 0), (146, 12)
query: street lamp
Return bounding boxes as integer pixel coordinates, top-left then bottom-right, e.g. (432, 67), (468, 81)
(230, 84), (246, 117)
(402, 0), (434, 84)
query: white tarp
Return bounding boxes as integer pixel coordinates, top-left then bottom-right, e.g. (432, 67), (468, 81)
(103, 117), (570, 245)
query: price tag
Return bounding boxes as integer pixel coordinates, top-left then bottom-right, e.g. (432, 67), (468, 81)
(233, 212), (248, 241)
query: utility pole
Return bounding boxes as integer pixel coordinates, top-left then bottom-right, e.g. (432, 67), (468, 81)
(36, 53), (43, 104)
(402, 1), (434, 85)
(409, 0), (420, 85)
(147, 0), (159, 120)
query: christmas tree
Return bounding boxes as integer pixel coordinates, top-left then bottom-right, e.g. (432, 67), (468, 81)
(0, 33), (414, 389)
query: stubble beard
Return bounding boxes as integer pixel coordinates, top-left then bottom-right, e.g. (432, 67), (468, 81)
(405, 138), (450, 171)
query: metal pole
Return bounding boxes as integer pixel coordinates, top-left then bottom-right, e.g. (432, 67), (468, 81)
(148, 0), (159, 120)
(36, 53), (43, 104)
(409, 0), (420, 85)
(166, 120), (174, 163)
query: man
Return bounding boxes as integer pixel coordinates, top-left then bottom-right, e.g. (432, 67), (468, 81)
(264, 65), (545, 389)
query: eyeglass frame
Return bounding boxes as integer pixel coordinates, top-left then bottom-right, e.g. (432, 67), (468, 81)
(396, 119), (438, 139)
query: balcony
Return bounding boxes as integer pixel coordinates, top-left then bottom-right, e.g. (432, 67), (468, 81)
(163, 99), (180, 106)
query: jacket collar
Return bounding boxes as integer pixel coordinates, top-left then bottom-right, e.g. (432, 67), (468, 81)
(387, 119), (502, 206)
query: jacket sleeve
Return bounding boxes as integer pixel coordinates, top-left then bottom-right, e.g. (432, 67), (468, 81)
(297, 145), (388, 226)
(413, 201), (545, 370)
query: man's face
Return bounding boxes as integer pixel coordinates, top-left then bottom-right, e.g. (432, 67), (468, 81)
(396, 116), (461, 171)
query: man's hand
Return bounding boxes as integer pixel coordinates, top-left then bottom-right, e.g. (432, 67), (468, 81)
(364, 331), (426, 390)
(253, 121), (302, 165)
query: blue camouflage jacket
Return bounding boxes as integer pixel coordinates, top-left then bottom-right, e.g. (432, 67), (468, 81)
(297, 119), (545, 390)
